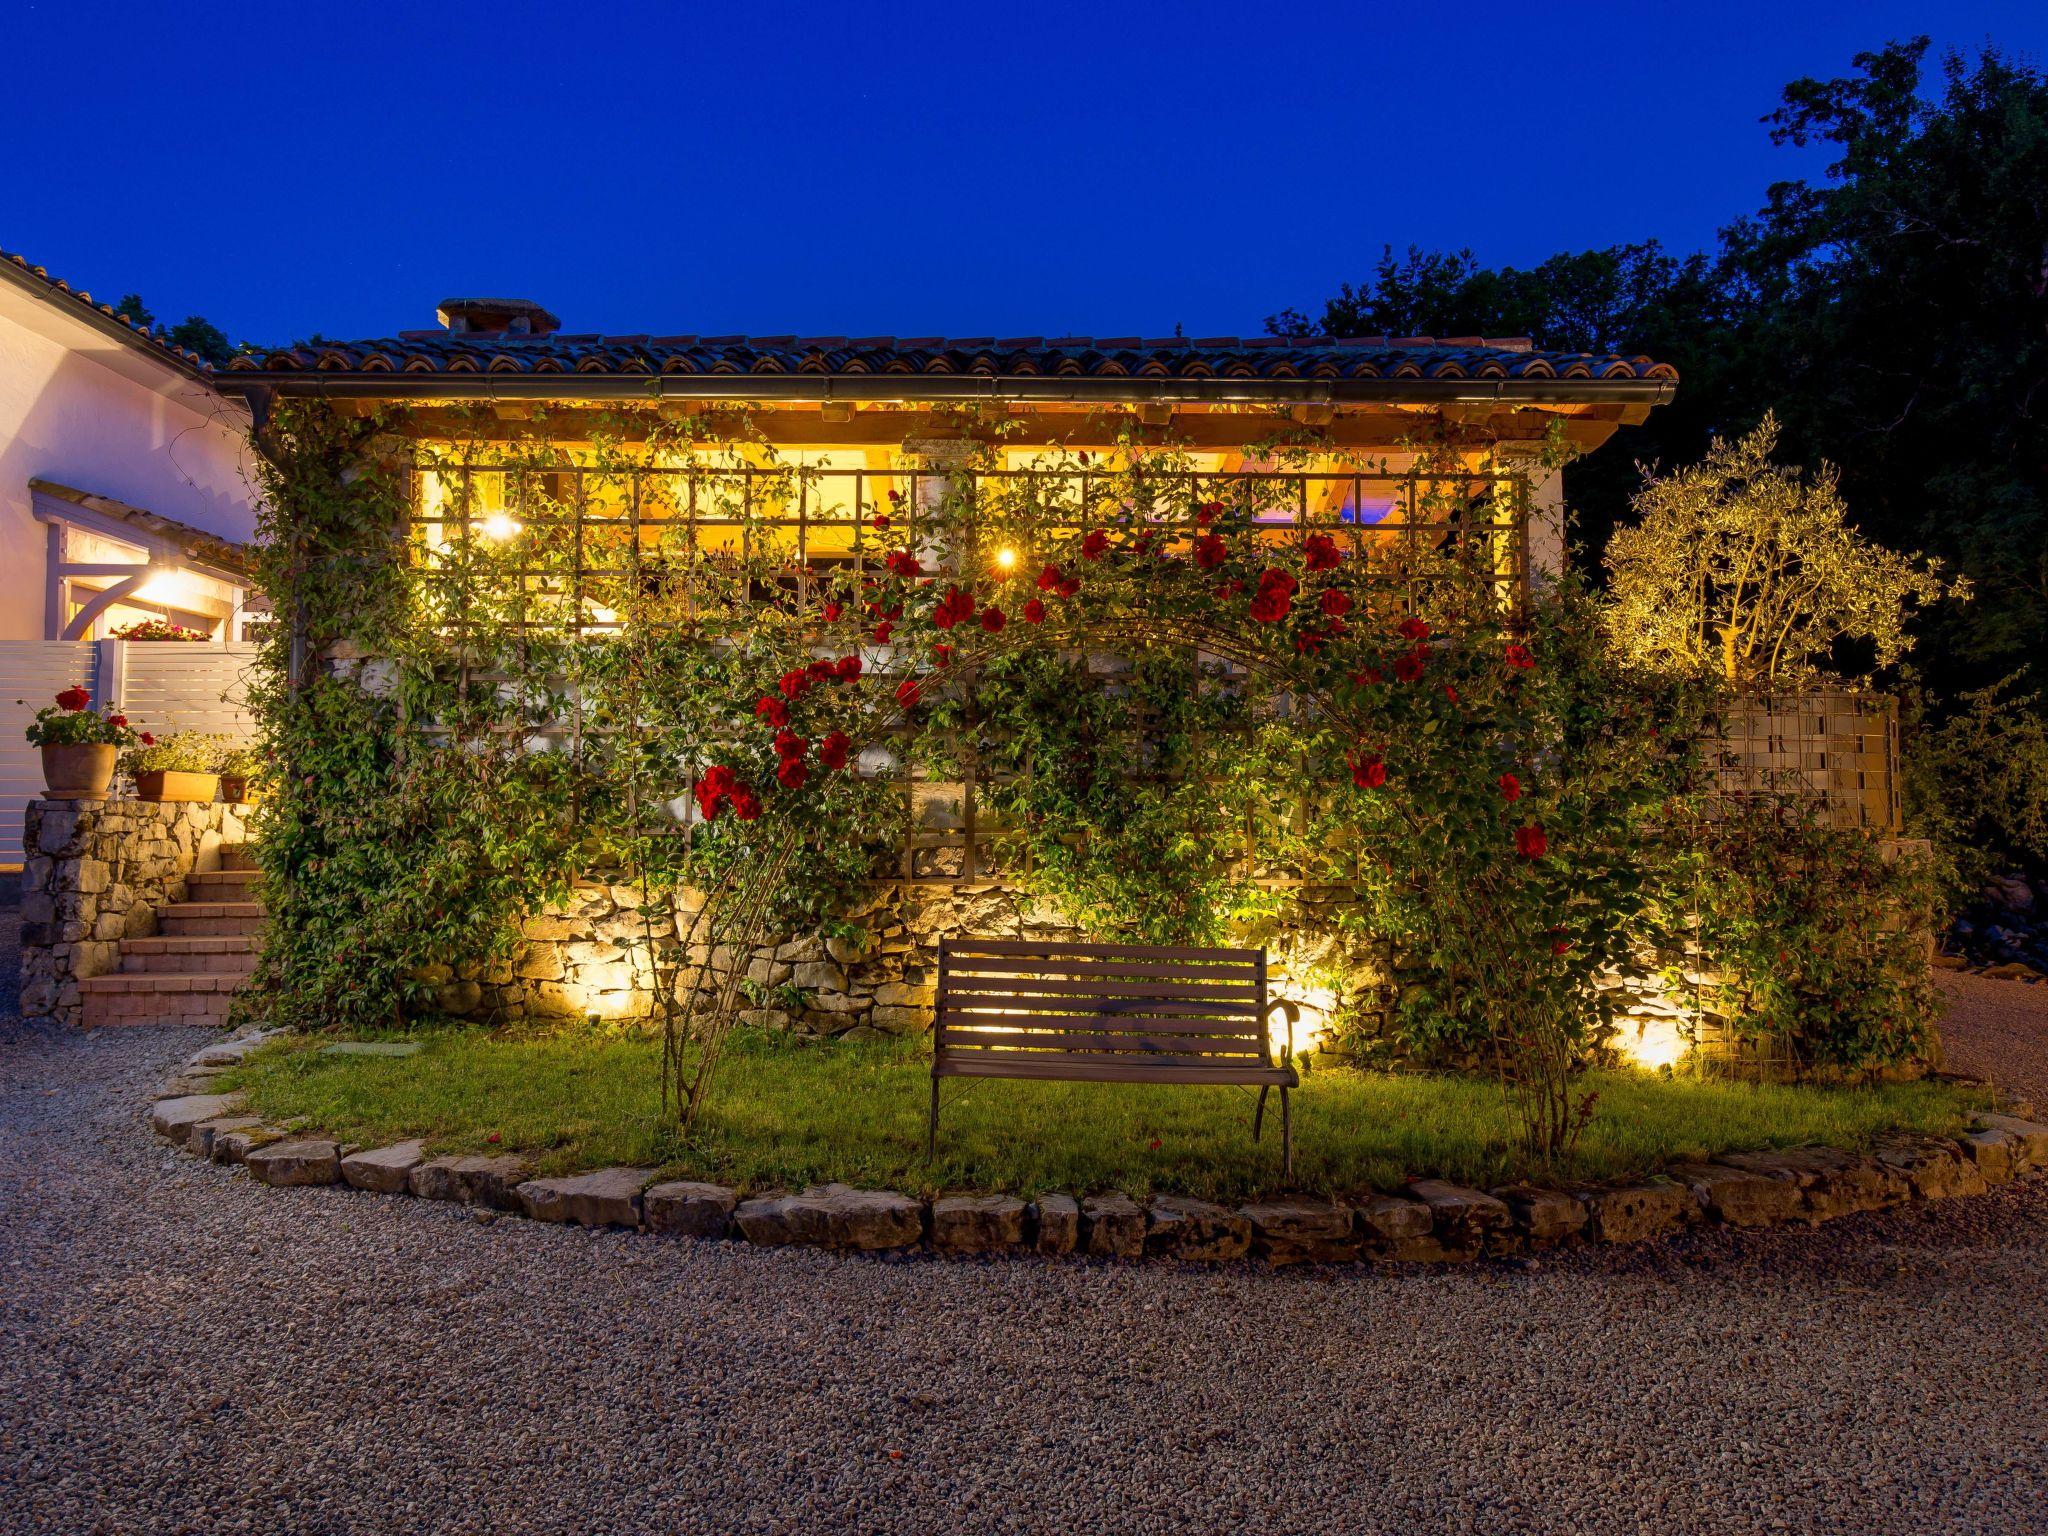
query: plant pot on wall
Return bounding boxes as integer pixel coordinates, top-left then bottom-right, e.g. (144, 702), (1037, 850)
(216, 775), (262, 805)
(40, 743), (117, 801)
(136, 770), (221, 803)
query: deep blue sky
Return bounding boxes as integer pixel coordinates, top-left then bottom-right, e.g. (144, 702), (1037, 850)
(4, 1), (2044, 347)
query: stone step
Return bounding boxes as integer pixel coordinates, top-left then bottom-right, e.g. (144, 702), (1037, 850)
(80, 971), (243, 1028)
(219, 844), (260, 872)
(158, 902), (266, 938)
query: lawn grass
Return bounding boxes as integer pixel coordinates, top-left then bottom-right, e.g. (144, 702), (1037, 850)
(219, 1026), (1983, 1202)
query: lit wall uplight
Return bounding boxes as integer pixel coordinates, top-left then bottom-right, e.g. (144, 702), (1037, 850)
(992, 546), (1018, 573)
(479, 511), (523, 542)
(1615, 1013), (1690, 1072)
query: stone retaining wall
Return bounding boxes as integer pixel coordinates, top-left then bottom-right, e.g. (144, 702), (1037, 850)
(150, 1029), (2047, 1265)
(19, 797), (249, 1027)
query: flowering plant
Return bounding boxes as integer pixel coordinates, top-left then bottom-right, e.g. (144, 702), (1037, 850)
(22, 688), (142, 748)
(111, 618), (210, 641)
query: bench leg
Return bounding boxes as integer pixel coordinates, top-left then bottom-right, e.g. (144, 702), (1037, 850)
(1253, 1084), (1270, 1143)
(1281, 1085), (1293, 1178)
(926, 1074), (940, 1161)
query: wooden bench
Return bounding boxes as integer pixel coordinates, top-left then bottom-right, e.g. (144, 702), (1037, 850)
(930, 937), (1302, 1173)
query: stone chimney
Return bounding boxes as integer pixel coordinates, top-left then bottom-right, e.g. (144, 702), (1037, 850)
(435, 298), (561, 337)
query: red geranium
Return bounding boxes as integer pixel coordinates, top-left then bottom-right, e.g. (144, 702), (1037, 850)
(817, 730), (851, 771)
(1022, 598), (1046, 624)
(1349, 752), (1386, 789)
(1319, 588), (1352, 618)
(1304, 533), (1341, 571)
(1505, 642), (1535, 671)
(1193, 532), (1227, 570)
(980, 606), (1007, 633)
(1444, 684), (1459, 704)
(1498, 772), (1522, 802)
(755, 696), (789, 727)
(55, 686), (90, 712)
(107, 713), (127, 727)
(1515, 824), (1548, 859)
(1081, 530), (1109, 561)
(694, 763), (739, 820)
(140, 732), (155, 745)
(934, 644), (953, 666)
(1397, 616), (1431, 642)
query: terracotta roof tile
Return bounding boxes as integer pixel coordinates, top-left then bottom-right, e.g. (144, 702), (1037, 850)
(1, 248), (217, 374)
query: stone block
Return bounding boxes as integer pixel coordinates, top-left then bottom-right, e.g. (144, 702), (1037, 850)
(410, 1153), (534, 1209)
(1081, 1194), (1145, 1258)
(213, 1125), (286, 1163)
(644, 1181), (737, 1238)
(930, 1194), (1029, 1253)
(1491, 1183), (1589, 1244)
(1958, 1127), (2019, 1183)
(1717, 1145), (1909, 1218)
(1584, 1181), (1696, 1243)
(150, 1093), (246, 1141)
(735, 1184), (924, 1249)
(341, 1140), (427, 1194)
(1146, 1195), (1251, 1261)
(1355, 1193), (1433, 1246)
(1240, 1198), (1357, 1264)
(1874, 1139), (1988, 1201)
(1976, 1113), (2048, 1169)
(187, 1115), (262, 1160)
(516, 1167), (652, 1228)
(1668, 1162), (1806, 1226)
(246, 1138), (342, 1187)
(868, 1006), (926, 1032)
(1407, 1180), (1511, 1253)
(1033, 1194), (1080, 1256)
(792, 961), (849, 992)
(872, 982), (934, 1008)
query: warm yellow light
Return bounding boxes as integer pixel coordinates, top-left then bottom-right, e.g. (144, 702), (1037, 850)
(134, 568), (202, 608)
(1615, 1013), (1690, 1072)
(478, 511), (522, 542)
(992, 546), (1018, 572)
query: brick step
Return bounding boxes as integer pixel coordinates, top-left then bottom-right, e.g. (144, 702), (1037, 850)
(187, 869), (261, 898)
(158, 902), (266, 938)
(121, 936), (259, 975)
(219, 844), (260, 872)
(79, 971), (243, 1028)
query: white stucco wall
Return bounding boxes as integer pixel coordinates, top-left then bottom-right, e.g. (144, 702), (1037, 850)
(0, 296), (258, 641)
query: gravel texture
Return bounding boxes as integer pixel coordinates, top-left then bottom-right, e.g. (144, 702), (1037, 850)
(1938, 969), (2048, 1111)
(3, 923), (2045, 1532)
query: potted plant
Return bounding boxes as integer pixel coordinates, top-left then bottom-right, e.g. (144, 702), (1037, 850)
(213, 743), (265, 804)
(110, 618), (211, 641)
(121, 729), (226, 803)
(23, 687), (140, 800)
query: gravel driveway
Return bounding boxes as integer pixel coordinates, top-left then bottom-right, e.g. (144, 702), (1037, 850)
(3, 920), (2044, 1535)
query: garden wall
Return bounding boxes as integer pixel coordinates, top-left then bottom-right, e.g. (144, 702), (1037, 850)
(19, 796), (249, 1027)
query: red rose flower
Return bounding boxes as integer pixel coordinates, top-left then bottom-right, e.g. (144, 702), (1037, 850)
(755, 696), (789, 727)
(1304, 533), (1341, 571)
(895, 677), (923, 709)
(55, 686), (90, 712)
(1498, 772), (1522, 802)
(773, 730), (806, 761)
(932, 586), (976, 630)
(884, 549), (922, 578)
(1057, 577), (1080, 598)
(1022, 598), (1046, 624)
(873, 513), (891, 531)
(1505, 642), (1535, 671)
(1215, 579), (1245, 598)
(1397, 616), (1431, 641)
(1319, 588), (1352, 619)
(806, 658), (834, 681)
(817, 730), (851, 771)
(1036, 563), (1063, 591)
(1196, 501), (1220, 526)
(731, 787), (761, 821)
(1349, 667), (1384, 687)
(822, 600), (843, 622)
(1349, 752), (1386, 789)
(1293, 628), (1327, 655)
(1515, 824), (1548, 859)
(140, 732), (155, 745)
(776, 758), (808, 790)
(934, 644), (953, 666)
(980, 606), (1007, 633)
(1392, 648), (1426, 682)
(873, 620), (894, 644)
(1081, 530), (1109, 561)
(778, 667), (812, 700)
(1550, 938), (1572, 956)
(1248, 568), (1297, 623)
(1193, 533), (1228, 570)
(834, 654), (862, 680)
(1444, 684), (1459, 704)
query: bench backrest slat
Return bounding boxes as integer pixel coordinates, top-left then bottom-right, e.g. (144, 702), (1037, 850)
(935, 937), (1273, 1071)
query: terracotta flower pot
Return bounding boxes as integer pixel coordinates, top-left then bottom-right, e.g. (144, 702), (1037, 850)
(136, 769), (221, 803)
(41, 742), (117, 801)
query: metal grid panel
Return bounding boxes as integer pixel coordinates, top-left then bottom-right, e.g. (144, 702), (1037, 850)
(1714, 690), (1900, 833)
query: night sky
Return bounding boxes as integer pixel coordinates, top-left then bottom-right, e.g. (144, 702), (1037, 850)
(5, 1), (2044, 348)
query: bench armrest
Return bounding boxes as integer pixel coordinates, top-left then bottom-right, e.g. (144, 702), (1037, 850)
(1265, 998), (1301, 1063)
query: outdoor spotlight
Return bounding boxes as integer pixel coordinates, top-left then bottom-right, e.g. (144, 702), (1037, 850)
(993, 546), (1018, 571)
(479, 511), (522, 541)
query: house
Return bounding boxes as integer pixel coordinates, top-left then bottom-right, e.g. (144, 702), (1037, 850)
(0, 250), (260, 641)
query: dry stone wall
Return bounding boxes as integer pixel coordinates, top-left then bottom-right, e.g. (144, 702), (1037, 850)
(19, 797), (249, 1027)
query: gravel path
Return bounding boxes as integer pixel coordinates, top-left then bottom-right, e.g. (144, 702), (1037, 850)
(2, 953), (2044, 1533)
(1938, 969), (2048, 1111)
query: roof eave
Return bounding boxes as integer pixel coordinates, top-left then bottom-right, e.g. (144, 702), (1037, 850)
(0, 256), (216, 387)
(213, 371), (1677, 409)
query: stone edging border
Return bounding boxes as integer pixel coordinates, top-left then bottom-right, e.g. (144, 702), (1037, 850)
(147, 1029), (2048, 1265)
